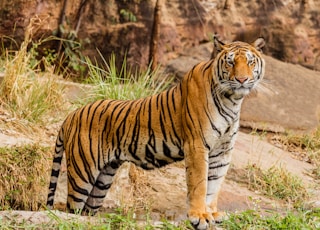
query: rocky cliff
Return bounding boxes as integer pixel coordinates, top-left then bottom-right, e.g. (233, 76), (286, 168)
(0, 0), (319, 70)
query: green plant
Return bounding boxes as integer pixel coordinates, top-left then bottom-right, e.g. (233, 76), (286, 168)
(120, 9), (137, 22)
(246, 164), (309, 207)
(78, 52), (173, 105)
(221, 208), (320, 230)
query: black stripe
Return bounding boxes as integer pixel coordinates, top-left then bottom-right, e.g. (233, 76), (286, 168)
(68, 175), (89, 196)
(204, 109), (221, 136)
(53, 156), (63, 163)
(209, 162), (230, 169)
(213, 94), (229, 122)
(128, 102), (142, 161)
(88, 101), (104, 169)
(50, 169), (60, 177)
(171, 87), (177, 112)
(166, 94), (181, 147)
(78, 135), (95, 185)
(209, 147), (233, 158)
(185, 99), (195, 140)
(48, 182), (57, 190)
(47, 199), (54, 206)
(68, 194), (85, 203)
(89, 193), (107, 199)
(203, 59), (214, 73)
(83, 202), (101, 210)
(94, 180), (112, 190)
(70, 147), (89, 184)
(145, 144), (156, 165)
(208, 175), (223, 180)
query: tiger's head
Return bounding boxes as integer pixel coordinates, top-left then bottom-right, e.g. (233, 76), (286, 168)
(212, 37), (265, 98)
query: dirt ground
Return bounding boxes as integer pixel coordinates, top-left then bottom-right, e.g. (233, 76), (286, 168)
(0, 126), (319, 226)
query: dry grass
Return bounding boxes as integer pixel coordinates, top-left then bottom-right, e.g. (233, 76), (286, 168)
(272, 126), (320, 180)
(0, 17), (66, 126)
(0, 144), (51, 211)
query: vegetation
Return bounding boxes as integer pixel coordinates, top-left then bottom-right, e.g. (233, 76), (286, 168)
(274, 127), (320, 180)
(78, 51), (172, 105)
(0, 18), (66, 125)
(0, 144), (51, 211)
(222, 208), (320, 230)
(0, 17), (319, 230)
(245, 164), (309, 208)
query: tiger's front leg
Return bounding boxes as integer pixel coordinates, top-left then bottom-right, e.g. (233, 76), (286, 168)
(206, 150), (232, 223)
(184, 141), (214, 230)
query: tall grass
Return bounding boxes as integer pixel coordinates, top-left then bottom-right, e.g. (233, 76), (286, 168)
(0, 17), (65, 124)
(78, 51), (173, 105)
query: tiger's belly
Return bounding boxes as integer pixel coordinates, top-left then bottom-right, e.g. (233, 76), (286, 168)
(116, 132), (184, 170)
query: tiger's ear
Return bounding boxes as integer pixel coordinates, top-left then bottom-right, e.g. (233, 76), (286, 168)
(252, 38), (265, 52)
(211, 36), (225, 59)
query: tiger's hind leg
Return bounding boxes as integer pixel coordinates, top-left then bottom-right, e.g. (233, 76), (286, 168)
(83, 162), (120, 214)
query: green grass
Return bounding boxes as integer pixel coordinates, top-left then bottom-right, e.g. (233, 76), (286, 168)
(78, 51), (173, 105)
(246, 164), (309, 208)
(0, 209), (193, 230)
(222, 208), (320, 230)
(2, 208), (319, 229)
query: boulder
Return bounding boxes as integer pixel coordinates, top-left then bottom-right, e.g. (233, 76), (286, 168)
(165, 43), (320, 133)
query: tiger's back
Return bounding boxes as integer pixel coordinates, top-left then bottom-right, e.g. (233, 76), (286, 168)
(65, 91), (185, 170)
(47, 37), (265, 230)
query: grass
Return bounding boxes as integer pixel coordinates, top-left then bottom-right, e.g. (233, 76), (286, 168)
(273, 126), (320, 180)
(0, 144), (51, 211)
(0, 208), (193, 230)
(245, 164), (309, 208)
(78, 51), (173, 105)
(222, 208), (320, 230)
(0, 17), (66, 124)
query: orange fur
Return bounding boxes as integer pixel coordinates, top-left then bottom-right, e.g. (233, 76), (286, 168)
(47, 38), (265, 229)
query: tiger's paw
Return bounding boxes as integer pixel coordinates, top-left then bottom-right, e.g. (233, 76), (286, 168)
(213, 211), (228, 223)
(188, 210), (214, 230)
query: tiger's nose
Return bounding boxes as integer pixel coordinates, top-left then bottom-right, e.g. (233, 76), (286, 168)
(235, 76), (248, 83)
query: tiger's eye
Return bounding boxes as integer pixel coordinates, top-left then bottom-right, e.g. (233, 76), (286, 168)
(226, 53), (235, 66)
(248, 59), (255, 66)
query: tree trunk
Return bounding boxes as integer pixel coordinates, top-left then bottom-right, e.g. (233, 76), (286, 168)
(149, 0), (162, 71)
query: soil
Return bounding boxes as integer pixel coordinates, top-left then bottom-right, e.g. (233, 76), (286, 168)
(0, 119), (319, 227)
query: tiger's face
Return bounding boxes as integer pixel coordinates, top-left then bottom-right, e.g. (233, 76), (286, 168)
(213, 38), (265, 98)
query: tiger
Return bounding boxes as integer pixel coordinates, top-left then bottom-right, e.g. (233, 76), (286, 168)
(47, 37), (265, 230)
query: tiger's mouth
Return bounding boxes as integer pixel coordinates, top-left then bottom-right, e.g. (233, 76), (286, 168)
(234, 86), (251, 95)
(230, 81), (254, 95)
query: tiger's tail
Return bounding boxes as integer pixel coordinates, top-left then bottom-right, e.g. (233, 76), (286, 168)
(46, 127), (64, 209)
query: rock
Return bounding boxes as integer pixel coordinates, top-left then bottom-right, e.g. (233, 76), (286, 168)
(165, 43), (320, 133)
(0, 0), (319, 70)
(0, 133), (33, 146)
(241, 55), (320, 133)
(0, 210), (101, 225)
